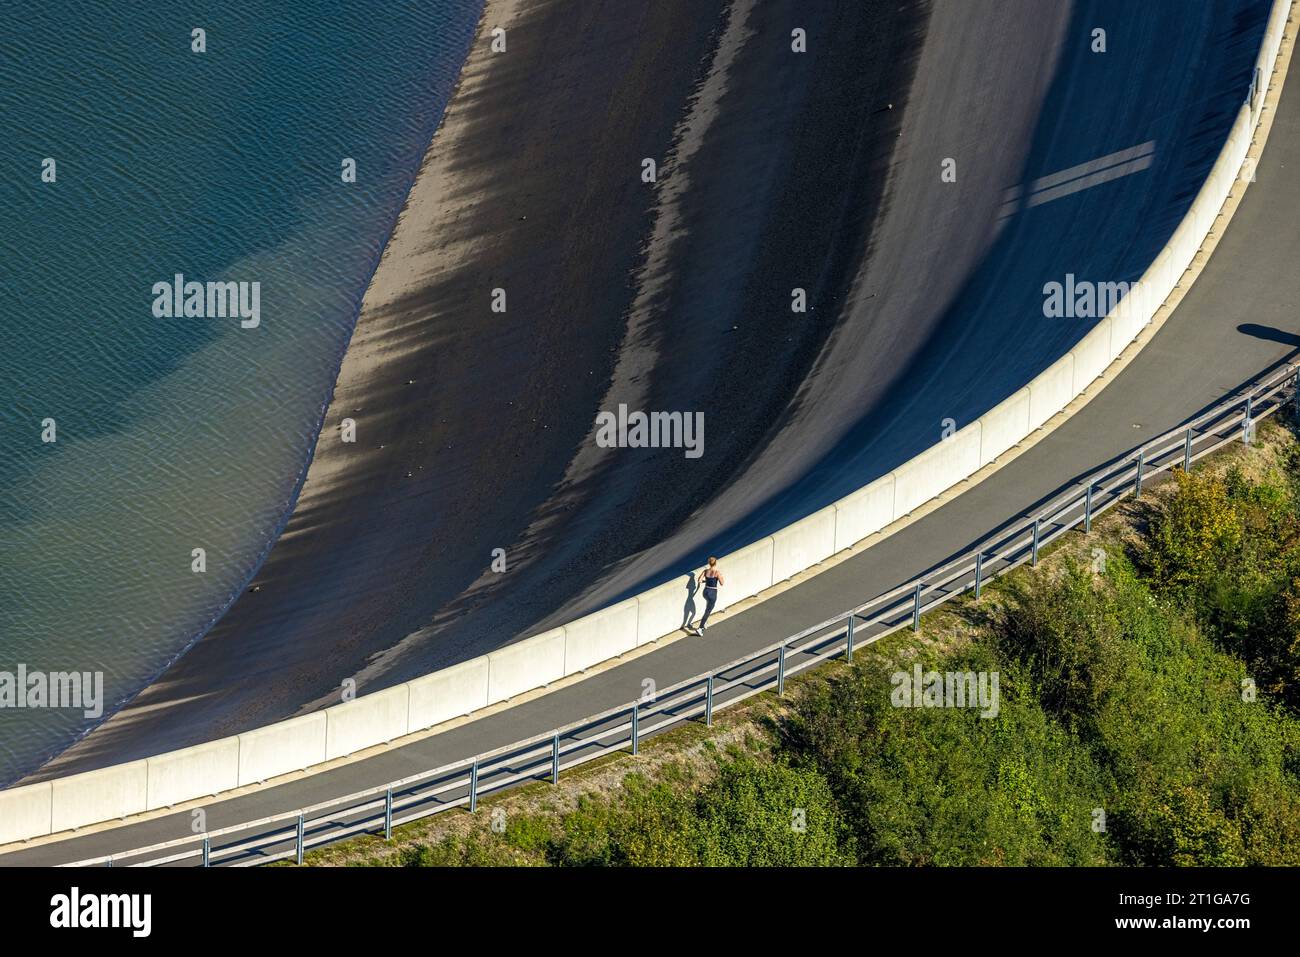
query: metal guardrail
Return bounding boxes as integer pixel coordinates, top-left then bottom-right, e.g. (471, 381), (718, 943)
(61, 358), (1300, 867)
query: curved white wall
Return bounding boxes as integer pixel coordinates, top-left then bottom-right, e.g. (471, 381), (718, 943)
(0, 0), (1290, 848)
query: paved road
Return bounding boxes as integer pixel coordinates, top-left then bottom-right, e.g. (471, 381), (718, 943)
(4, 19), (1297, 865)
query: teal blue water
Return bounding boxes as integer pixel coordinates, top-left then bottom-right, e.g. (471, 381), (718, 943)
(0, 0), (481, 784)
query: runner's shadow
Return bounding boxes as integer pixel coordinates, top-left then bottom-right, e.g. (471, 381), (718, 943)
(1238, 323), (1300, 347)
(681, 573), (700, 629)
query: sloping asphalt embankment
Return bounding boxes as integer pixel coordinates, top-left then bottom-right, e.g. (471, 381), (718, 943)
(21, 0), (926, 781)
(0, 1), (1290, 852)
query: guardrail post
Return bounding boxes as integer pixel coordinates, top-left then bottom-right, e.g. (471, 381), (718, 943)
(705, 675), (714, 725)
(1244, 393), (1254, 444)
(974, 552), (984, 599)
(845, 615), (856, 662)
(552, 732), (560, 784)
(469, 758), (479, 813)
(1184, 429), (1193, 472)
(295, 812), (305, 866)
(777, 644), (787, 695)
(1135, 448), (1144, 498)
(384, 787), (393, 840)
(631, 702), (639, 755)
(912, 582), (922, 631)
(1031, 519), (1041, 566)
(202, 835), (210, 868)
(1084, 483), (1093, 533)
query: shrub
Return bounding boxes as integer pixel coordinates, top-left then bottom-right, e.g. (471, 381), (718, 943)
(997, 560), (1138, 731)
(1143, 470), (1242, 596)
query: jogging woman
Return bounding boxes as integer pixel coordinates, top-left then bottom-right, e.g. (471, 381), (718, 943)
(692, 557), (724, 635)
